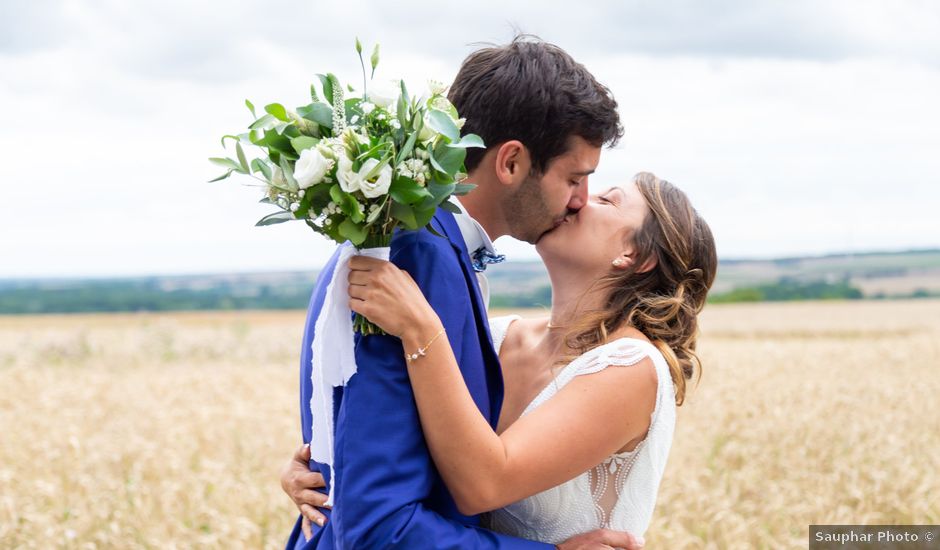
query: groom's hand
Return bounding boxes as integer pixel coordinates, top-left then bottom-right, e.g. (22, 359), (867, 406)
(556, 528), (645, 550)
(279, 444), (330, 534)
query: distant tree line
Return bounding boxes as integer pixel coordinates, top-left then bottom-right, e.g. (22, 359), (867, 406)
(0, 281), (312, 314)
(1, 276), (936, 315)
(708, 278), (864, 303)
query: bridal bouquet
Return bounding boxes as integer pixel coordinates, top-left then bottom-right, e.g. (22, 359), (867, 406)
(210, 40), (483, 334)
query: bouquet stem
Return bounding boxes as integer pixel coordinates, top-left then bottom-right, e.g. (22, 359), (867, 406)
(353, 233), (394, 337)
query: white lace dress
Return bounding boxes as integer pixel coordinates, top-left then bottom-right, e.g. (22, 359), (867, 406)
(482, 315), (676, 544)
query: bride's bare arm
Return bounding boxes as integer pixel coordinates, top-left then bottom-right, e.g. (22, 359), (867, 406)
(348, 256), (657, 515)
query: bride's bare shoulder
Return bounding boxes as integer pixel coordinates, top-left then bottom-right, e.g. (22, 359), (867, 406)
(499, 315), (548, 354)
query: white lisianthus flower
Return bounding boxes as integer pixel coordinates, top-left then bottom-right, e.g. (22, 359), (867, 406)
(336, 155), (362, 193)
(358, 158), (393, 198)
(428, 79), (448, 95)
(367, 81), (398, 108)
(431, 96), (455, 113)
(293, 147), (332, 190)
(418, 114), (438, 142)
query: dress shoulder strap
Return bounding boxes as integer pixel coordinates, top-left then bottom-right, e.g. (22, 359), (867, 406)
(487, 315), (522, 355)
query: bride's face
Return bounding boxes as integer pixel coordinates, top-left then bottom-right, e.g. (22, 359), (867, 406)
(536, 181), (651, 273)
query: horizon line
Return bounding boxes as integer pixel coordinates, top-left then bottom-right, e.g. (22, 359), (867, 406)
(2, 246), (939, 282)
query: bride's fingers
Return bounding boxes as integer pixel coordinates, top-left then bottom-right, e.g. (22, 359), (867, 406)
(298, 488), (331, 508)
(300, 503), (327, 527)
(298, 470), (326, 489)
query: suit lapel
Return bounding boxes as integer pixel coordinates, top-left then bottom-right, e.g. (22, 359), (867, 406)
(431, 210), (505, 428)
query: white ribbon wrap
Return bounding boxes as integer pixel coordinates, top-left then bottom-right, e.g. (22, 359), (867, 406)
(309, 243), (391, 506)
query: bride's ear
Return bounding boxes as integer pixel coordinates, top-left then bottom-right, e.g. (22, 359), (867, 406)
(495, 140), (530, 186)
(613, 252), (657, 273)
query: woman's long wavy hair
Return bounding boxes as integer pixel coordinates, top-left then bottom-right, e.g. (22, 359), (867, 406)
(562, 172), (718, 405)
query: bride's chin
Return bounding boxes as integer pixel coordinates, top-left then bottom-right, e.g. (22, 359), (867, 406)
(535, 235), (565, 260)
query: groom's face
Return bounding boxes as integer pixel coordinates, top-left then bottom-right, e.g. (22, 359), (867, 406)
(506, 136), (601, 244)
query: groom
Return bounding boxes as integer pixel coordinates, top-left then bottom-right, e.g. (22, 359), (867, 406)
(284, 36), (637, 549)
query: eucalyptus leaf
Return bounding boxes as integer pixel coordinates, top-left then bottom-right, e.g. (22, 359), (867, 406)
(439, 200), (461, 214)
(278, 157), (300, 192)
(317, 74), (333, 105)
(297, 102), (333, 128)
(453, 183), (477, 195)
(390, 200), (417, 230)
(426, 224), (446, 239)
(426, 110), (460, 142)
(448, 133), (485, 149)
(329, 184), (344, 205)
(423, 182), (456, 209)
(395, 130), (419, 165)
(330, 185), (364, 223)
(265, 103), (290, 122)
(413, 206), (436, 228)
(366, 198), (386, 223)
(338, 219), (367, 245)
(249, 114), (277, 130)
(255, 211), (296, 226)
(429, 142), (466, 177)
(209, 157), (242, 171)
(260, 129), (296, 158)
(208, 170), (233, 182)
(235, 142), (250, 173)
(389, 176), (431, 205)
(251, 159), (273, 181)
(290, 136), (319, 153)
(220, 134), (240, 148)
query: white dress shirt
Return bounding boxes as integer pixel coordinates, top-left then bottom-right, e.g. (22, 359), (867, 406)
(449, 196), (500, 309)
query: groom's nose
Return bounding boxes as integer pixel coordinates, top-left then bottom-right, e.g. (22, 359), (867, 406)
(566, 180), (589, 211)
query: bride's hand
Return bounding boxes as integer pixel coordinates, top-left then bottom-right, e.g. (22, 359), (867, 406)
(347, 255), (441, 339)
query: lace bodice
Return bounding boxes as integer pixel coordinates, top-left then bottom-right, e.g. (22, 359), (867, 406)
(482, 315), (676, 544)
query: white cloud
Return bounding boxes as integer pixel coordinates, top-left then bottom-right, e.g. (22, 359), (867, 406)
(1, 0), (938, 277)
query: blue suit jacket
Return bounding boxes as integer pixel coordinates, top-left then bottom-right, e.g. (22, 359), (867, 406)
(286, 210), (551, 549)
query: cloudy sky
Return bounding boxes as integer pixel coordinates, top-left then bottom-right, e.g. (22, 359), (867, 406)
(2, 0), (938, 278)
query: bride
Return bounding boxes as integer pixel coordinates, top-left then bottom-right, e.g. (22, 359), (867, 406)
(342, 171), (717, 544)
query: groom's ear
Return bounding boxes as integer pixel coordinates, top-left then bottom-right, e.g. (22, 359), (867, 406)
(494, 140), (531, 186)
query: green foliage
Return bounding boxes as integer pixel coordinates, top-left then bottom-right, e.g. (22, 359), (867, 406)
(490, 286), (553, 309)
(710, 278), (864, 303)
(210, 40), (485, 251)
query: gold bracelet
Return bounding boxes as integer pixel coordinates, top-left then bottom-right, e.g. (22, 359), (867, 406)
(405, 328), (446, 363)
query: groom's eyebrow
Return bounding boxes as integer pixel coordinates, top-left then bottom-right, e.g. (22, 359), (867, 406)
(571, 169), (595, 176)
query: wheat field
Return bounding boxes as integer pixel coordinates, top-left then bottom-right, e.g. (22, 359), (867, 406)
(1, 300), (938, 549)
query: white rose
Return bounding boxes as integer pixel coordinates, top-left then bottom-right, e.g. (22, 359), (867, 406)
(368, 81), (398, 108)
(293, 147), (332, 190)
(336, 154), (362, 193)
(358, 158), (393, 198)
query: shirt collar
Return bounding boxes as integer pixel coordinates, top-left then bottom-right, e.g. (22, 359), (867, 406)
(448, 196), (499, 257)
